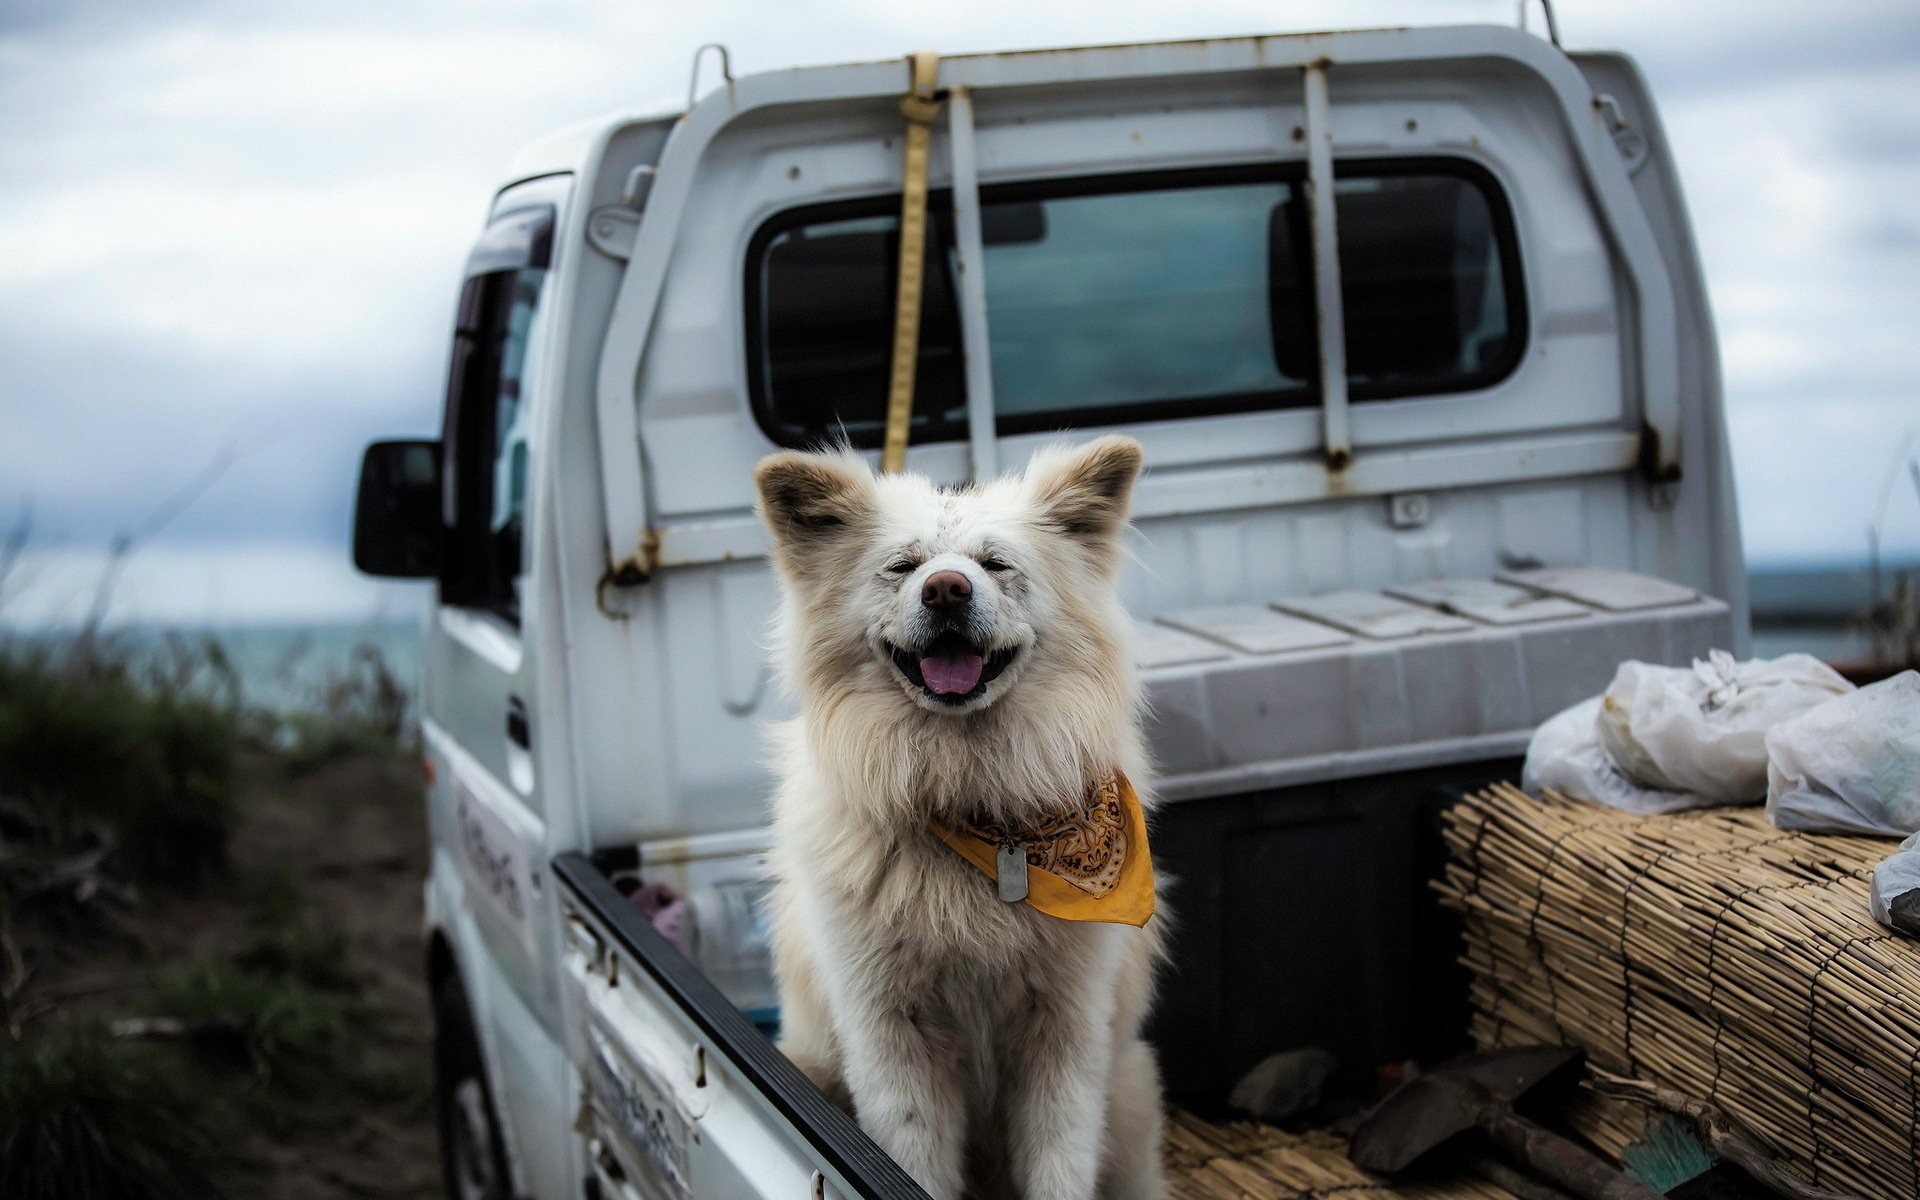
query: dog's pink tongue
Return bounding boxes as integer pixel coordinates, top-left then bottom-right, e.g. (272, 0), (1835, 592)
(920, 651), (984, 695)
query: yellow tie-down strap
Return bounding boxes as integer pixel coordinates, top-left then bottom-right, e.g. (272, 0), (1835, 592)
(881, 50), (944, 475)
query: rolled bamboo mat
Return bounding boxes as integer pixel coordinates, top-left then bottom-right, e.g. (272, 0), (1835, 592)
(1439, 782), (1918, 1199)
(1163, 1109), (1520, 1200)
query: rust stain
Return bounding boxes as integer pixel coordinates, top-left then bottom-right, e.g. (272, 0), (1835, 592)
(638, 526), (664, 573)
(1637, 422), (1683, 484)
(596, 527), (663, 615)
(1323, 448), (1354, 495)
(595, 568), (635, 618)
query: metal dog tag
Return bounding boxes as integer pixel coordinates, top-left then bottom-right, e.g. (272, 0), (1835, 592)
(996, 843), (1029, 903)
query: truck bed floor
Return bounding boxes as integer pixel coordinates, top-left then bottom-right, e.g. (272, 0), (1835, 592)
(1165, 1110), (1520, 1200)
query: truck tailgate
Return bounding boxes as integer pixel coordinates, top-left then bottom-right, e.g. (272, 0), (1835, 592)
(553, 853), (927, 1200)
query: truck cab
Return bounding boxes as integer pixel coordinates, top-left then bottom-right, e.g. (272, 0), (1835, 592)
(352, 21), (1744, 1200)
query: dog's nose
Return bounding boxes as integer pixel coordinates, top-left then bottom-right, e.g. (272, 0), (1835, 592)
(921, 569), (972, 610)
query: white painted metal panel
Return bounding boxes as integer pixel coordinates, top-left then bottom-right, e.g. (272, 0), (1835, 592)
(623, 25), (1669, 540)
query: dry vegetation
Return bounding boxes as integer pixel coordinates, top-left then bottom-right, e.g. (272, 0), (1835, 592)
(0, 633), (437, 1200)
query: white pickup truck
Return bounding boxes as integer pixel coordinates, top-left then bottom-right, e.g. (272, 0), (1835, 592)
(352, 17), (1746, 1200)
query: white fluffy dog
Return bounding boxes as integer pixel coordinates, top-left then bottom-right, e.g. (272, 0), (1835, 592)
(753, 435), (1166, 1200)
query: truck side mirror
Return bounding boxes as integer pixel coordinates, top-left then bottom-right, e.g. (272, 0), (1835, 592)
(353, 440), (443, 578)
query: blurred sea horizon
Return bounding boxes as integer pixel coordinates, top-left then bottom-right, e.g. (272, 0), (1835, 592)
(1, 617), (425, 714)
(1744, 560), (1917, 662)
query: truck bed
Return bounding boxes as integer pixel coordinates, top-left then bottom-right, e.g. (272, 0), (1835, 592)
(556, 844), (1522, 1200)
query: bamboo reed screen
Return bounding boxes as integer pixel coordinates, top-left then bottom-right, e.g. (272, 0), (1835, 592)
(1439, 783), (1918, 1199)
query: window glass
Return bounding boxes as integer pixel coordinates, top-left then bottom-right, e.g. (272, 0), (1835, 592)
(490, 269), (544, 559)
(755, 214), (965, 445)
(983, 183), (1303, 418)
(746, 162), (1524, 448)
(442, 264), (548, 619)
(1327, 174), (1515, 392)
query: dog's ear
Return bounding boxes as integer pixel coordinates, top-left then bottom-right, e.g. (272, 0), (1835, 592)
(1026, 435), (1143, 551)
(754, 449), (874, 549)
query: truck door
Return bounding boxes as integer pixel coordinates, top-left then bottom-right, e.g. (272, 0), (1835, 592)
(422, 173), (574, 1192)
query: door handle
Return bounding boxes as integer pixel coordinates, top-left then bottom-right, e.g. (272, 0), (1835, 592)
(506, 697), (531, 749)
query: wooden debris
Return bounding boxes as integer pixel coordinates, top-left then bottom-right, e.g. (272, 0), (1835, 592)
(1438, 783), (1917, 1200)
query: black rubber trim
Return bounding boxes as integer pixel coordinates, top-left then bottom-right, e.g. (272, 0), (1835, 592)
(551, 852), (930, 1200)
(465, 204), (554, 277)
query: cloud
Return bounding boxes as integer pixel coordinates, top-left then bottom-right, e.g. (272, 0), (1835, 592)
(1574, 0), (1920, 99)
(0, 320), (438, 546)
(1729, 398), (1920, 565)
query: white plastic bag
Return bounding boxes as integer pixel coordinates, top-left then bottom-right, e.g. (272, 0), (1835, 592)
(1870, 831), (1920, 937)
(1523, 698), (1702, 814)
(1765, 671), (1920, 837)
(1597, 651), (1853, 804)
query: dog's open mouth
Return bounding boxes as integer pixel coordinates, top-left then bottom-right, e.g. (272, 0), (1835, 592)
(888, 633), (1019, 704)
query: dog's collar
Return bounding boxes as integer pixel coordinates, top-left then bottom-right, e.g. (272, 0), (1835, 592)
(929, 771), (1155, 927)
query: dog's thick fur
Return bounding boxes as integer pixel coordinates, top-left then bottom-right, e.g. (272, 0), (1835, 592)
(753, 436), (1166, 1200)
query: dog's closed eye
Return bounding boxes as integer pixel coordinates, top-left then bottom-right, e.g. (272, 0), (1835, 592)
(979, 557), (1012, 574)
(885, 560), (919, 575)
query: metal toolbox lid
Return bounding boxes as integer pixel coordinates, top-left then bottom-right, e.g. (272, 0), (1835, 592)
(1385, 578), (1589, 626)
(1156, 604), (1352, 655)
(1497, 566), (1699, 612)
(1133, 620), (1231, 669)
(1139, 570), (1732, 801)
(1271, 590), (1477, 640)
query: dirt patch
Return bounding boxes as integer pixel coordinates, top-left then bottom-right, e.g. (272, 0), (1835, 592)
(222, 749), (438, 1200)
(12, 747), (440, 1200)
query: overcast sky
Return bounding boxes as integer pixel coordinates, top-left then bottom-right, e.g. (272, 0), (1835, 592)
(2, 0), (1917, 626)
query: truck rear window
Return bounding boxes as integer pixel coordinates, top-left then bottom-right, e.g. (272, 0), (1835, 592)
(745, 160), (1523, 449)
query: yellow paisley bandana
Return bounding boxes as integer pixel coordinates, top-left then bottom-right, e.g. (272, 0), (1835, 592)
(931, 772), (1155, 927)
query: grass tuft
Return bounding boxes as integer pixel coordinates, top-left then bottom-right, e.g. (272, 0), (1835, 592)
(0, 1021), (222, 1200)
(0, 644), (241, 889)
(142, 882), (374, 1086)
(148, 959), (367, 1087)
(235, 880), (360, 994)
